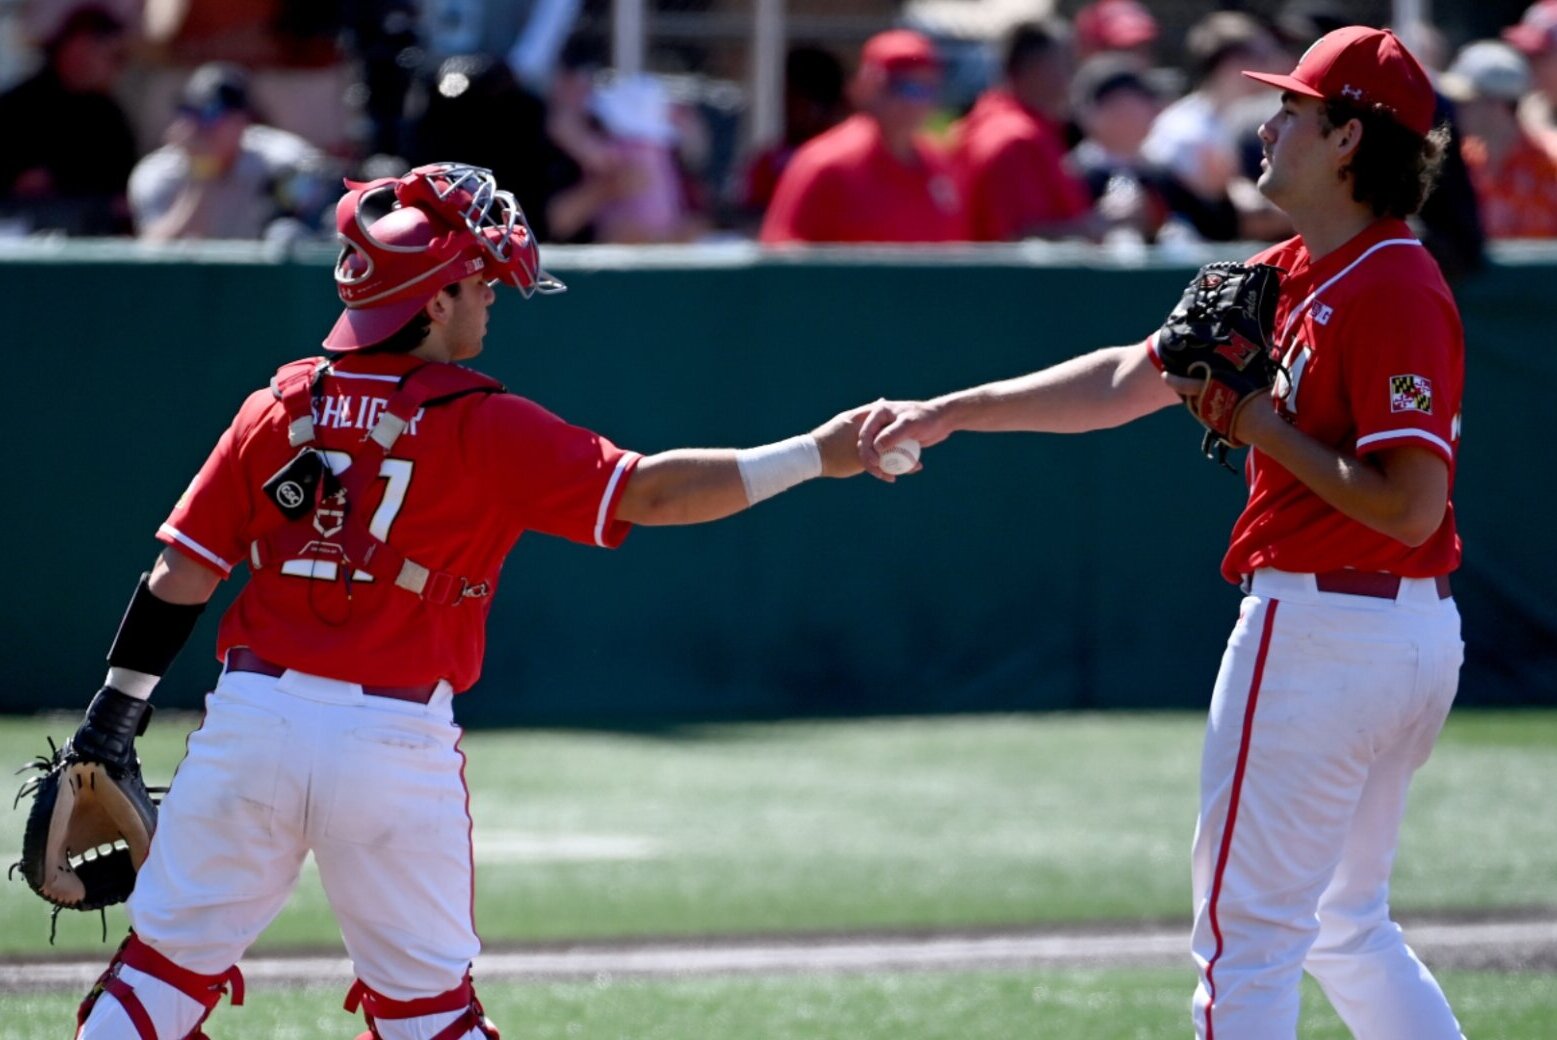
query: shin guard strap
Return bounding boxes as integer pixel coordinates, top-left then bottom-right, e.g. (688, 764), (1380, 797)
(101, 977), (159, 1040)
(344, 977), (474, 1019)
(120, 935), (245, 1009)
(345, 976), (497, 1040)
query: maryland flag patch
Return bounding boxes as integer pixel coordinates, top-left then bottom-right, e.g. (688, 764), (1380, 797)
(1389, 374), (1434, 414)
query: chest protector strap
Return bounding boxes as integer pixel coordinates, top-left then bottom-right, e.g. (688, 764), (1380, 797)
(249, 358), (504, 606)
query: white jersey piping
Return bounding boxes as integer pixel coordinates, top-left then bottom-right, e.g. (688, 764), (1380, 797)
(593, 455), (636, 547)
(1279, 238), (1422, 345)
(1355, 428), (1454, 457)
(158, 524), (235, 575)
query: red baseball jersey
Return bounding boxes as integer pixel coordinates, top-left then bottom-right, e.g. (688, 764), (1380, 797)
(759, 114), (967, 244)
(1219, 218), (1463, 583)
(158, 352), (640, 692)
(949, 89), (1092, 242)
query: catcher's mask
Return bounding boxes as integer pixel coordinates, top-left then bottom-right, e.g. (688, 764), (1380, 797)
(323, 162), (564, 352)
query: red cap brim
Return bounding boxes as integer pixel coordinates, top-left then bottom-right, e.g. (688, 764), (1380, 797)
(1241, 70), (1327, 98)
(322, 296), (430, 352)
(1503, 25), (1554, 55)
(1107, 23), (1158, 48)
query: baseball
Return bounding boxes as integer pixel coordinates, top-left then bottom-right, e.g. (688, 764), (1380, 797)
(879, 437), (922, 476)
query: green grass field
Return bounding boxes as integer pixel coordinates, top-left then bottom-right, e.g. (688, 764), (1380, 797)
(1, 711), (1553, 1038)
(4, 969), (1554, 1039)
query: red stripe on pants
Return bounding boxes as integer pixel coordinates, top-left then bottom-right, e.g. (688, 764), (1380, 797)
(1204, 599), (1280, 1039)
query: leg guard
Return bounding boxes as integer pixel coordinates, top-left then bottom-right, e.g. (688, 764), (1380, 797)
(77, 933), (244, 1040)
(345, 974), (499, 1040)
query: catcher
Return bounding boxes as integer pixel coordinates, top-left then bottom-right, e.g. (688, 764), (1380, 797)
(20, 161), (869, 1040)
(856, 27), (1466, 1039)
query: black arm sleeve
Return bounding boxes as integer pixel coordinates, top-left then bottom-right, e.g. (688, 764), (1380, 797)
(106, 573), (206, 677)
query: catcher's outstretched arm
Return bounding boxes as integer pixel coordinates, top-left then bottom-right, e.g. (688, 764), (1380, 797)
(614, 407), (866, 526)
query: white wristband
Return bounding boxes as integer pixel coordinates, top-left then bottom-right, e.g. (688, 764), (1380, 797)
(105, 666), (158, 701)
(736, 435), (823, 505)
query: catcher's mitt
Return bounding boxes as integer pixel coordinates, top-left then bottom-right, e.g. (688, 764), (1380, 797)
(11, 735), (160, 937)
(1152, 261), (1283, 465)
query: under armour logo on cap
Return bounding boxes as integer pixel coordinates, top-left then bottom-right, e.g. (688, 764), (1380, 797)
(1242, 26), (1437, 136)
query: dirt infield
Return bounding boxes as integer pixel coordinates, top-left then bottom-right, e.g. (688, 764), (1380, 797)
(3, 913), (1552, 994)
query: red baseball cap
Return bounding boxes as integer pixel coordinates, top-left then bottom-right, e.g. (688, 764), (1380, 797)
(1076, 0), (1159, 55)
(859, 29), (939, 75)
(1504, 0), (1557, 56)
(1243, 26), (1436, 137)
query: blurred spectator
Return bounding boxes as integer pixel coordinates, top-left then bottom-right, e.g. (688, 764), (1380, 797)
(1443, 40), (1557, 238)
(128, 0), (351, 154)
(1503, 0), (1557, 155)
(538, 37), (641, 243)
(1273, 0), (1350, 52)
(415, 0), (583, 94)
(1073, 0), (1158, 66)
(128, 62), (334, 240)
(741, 46), (847, 218)
(403, 53), (549, 222)
(0, 4), (136, 235)
(760, 30), (965, 245)
(344, 0), (420, 158)
(588, 74), (702, 243)
(1396, 20), (1449, 73)
(1141, 11), (1283, 241)
(950, 20), (1095, 242)
(1068, 55), (1168, 243)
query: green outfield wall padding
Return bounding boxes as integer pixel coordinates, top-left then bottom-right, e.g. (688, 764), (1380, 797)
(2, 245), (1551, 723)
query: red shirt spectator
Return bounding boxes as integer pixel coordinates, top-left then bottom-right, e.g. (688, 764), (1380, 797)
(760, 113), (964, 243)
(760, 30), (966, 244)
(741, 46), (847, 216)
(1462, 131), (1557, 236)
(1444, 38), (1557, 238)
(952, 88), (1092, 240)
(950, 20), (1095, 241)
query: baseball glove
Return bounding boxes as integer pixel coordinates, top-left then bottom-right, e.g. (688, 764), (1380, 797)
(11, 692), (161, 938)
(1152, 261), (1283, 465)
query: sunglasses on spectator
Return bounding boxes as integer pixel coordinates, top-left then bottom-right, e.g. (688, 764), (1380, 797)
(885, 77), (938, 100)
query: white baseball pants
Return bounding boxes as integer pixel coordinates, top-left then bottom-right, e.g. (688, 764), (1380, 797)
(78, 667), (481, 1040)
(1190, 568), (1466, 1039)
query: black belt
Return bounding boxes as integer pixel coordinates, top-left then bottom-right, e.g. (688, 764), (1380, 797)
(225, 648), (439, 704)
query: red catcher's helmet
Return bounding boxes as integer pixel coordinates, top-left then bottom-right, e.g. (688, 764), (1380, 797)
(323, 162), (564, 352)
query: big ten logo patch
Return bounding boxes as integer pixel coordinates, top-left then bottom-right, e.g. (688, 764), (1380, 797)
(1389, 374), (1433, 414)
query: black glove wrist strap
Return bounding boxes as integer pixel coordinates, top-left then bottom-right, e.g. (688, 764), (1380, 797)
(73, 687), (153, 771)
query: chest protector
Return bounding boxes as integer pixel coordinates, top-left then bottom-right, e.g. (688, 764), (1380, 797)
(248, 358), (504, 606)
